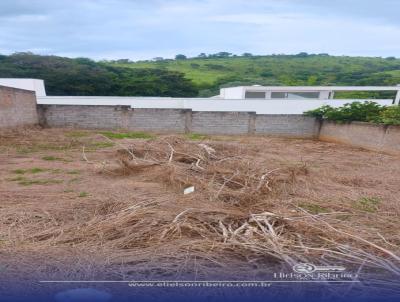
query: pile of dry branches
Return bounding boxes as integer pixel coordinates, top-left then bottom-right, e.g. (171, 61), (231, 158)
(79, 136), (400, 280)
(113, 136), (307, 203)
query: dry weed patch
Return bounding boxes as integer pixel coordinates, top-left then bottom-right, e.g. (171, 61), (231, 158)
(0, 129), (399, 284)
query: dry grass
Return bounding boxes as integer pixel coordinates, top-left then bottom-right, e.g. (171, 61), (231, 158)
(0, 128), (399, 286)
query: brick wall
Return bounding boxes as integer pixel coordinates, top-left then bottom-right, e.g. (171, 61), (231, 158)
(0, 86), (38, 129)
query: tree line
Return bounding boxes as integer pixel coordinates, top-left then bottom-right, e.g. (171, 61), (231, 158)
(1, 52), (399, 98)
(0, 53), (198, 97)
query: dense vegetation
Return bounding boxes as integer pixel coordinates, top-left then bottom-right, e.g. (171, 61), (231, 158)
(0, 53), (198, 97)
(1, 52), (400, 97)
(304, 102), (400, 125)
(109, 52), (400, 98)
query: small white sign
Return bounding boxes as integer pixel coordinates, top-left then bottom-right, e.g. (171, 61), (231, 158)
(184, 186), (195, 195)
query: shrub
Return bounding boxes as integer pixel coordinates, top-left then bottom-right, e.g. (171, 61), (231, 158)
(379, 106), (400, 125)
(204, 64), (230, 71)
(304, 105), (334, 119)
(304, 101), (400, 124)
(335, 102), (384, 122)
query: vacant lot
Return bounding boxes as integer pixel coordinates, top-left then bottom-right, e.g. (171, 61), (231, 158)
(0, 128), (399, 289)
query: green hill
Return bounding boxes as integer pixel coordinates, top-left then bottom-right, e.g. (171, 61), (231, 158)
(1, 52), (400, 98)
(107, 53), (400, 98)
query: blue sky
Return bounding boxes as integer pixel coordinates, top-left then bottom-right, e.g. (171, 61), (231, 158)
(0, 0), (399, 60)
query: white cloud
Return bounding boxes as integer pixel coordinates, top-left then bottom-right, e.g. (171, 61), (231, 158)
(0, 0), (399, 59)
(208, 13), (303, 25)
(3, 14), (49, 22)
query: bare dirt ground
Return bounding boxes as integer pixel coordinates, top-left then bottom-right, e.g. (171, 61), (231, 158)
(0, 128), (399, 292)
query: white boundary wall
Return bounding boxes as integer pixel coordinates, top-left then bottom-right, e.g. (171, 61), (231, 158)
(0, 79), (46, 97)
(37, 96), (394, 115)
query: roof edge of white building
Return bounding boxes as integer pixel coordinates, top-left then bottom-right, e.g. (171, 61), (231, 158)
(0, 78), (46, 97)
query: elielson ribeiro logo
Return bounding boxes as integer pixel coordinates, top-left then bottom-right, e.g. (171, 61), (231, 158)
(292, 263), (346, 273)
(274, 263), (356, 281)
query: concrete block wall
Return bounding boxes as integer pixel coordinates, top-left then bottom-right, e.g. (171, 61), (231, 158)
(0, 86), (38, 129)
(128, 108), (189, 133)
(4, 94), (398, 154)
(38, 105), (127, 129)
(39, 105), (190, 133)
(383, 126), (400, 155)
(319, 121), (400, 155)
(255, 114), (319, 137)
(191, 111), (254, 135)
(37, 105), (319, 138)
(9, 101), (398, 155)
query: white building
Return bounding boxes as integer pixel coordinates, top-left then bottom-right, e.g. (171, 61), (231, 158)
(218, 85), (400, 103)
(0, 78), (46, 97)
(1, 79), (399, 115)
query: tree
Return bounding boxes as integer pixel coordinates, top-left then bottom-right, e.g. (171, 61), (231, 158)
(209, 52), (232, 58)
(175, 54), (187, 60)
(295, 52), (309, 57)
(116, 59), (131, 63)
(307, 75), (318, 85)
(242, 53), (253, 57)
(0, 53), (199, 97)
